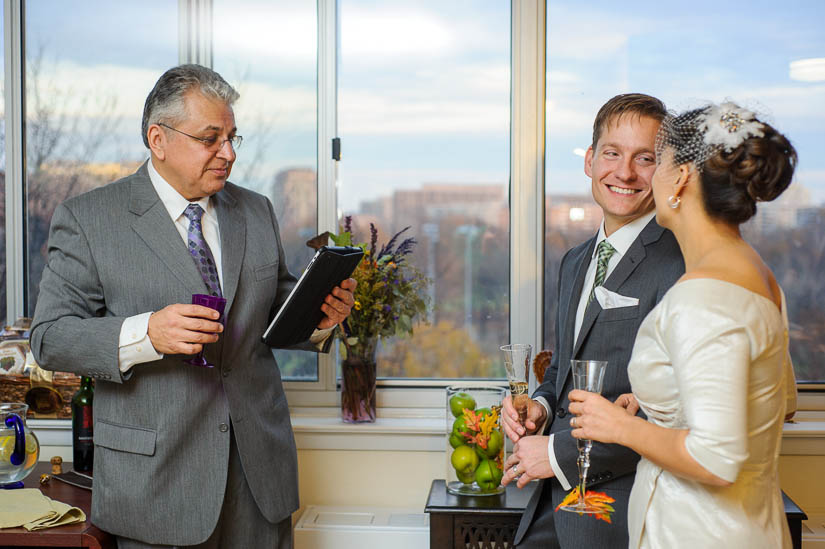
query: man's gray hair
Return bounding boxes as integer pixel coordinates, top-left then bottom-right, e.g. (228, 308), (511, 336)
(141, 64), (240, 148)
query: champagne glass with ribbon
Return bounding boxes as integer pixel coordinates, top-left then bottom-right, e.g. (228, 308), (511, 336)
(559, 359), (608, 514)
(501, 344), (532, 426)
(184, 293), (226, 368)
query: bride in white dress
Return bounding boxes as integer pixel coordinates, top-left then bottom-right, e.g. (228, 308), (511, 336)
(567, 101), (798, 548)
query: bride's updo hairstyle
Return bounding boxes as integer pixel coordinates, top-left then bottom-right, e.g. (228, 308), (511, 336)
(655, 101), (797, 225)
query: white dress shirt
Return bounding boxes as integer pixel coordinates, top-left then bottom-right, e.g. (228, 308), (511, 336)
(537, 211), (656, 490)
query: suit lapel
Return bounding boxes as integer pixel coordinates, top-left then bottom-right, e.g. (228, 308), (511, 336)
(129, 165), (206, 294)
(213, 186), (246, 317)
(556, 236), (596, 400)
(601, 219), (663, 293)
(571, 218), (666, 359)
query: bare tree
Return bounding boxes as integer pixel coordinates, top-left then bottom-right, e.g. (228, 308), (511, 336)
(8, 45), (128, 314)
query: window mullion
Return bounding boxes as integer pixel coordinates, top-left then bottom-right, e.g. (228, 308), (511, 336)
(510, 0), (546, 392)
(5, 0), (27, 323)
(314, 0), (339, 392)
(178, 0), (212, 67)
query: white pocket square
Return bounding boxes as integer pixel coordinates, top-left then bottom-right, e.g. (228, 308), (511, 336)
(595, 286), (639, 309)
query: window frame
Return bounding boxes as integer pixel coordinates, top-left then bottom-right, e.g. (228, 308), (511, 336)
(4, 0), (821, 416)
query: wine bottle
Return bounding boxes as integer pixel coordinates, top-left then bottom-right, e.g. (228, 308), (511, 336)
(71, 376), (94, 472)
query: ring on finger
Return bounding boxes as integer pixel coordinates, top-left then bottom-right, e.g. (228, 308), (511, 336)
(512, 464), (519, 475)
(570, 416), (577, 428)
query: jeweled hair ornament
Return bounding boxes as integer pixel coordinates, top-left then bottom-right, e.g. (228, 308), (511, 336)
(698, 102), (765, 152)
(655, 100), (765, 173)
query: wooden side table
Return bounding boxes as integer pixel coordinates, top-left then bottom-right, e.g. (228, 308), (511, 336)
(0, 462), (115, 548)
(425, 479), (537, 549)
(425, 479), (808, 549)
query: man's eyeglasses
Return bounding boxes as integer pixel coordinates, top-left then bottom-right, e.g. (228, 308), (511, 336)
(158, 123), (243, 151)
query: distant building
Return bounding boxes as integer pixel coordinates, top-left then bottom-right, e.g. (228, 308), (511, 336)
(797, 207), (825, 228)
(270, 167), (318, 268)
(748, 182), (811, 233)
(545, 194), (601, 232)
(392, 183), (507, 232)
(348, 182), (509, 346)
(358, 196), (393, 222)
(270, 167), (316, 237)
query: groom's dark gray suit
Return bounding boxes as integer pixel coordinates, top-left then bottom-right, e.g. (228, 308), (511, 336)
(515, 217), (684, 548)
(30, 163), (324, 545)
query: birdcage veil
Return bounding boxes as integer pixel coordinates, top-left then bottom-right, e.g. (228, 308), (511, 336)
(655, 101), (766, 172)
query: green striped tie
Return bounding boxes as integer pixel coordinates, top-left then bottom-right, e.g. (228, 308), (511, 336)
(588, 240), (617, 304)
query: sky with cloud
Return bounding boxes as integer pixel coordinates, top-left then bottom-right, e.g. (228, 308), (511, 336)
(545, 0), (825, 203)
(12, 0), (825, 211)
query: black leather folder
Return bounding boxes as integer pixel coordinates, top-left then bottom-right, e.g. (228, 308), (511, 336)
(262, 245), (364, 349)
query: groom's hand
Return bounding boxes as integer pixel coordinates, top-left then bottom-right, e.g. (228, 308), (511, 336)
(502, 395), (547, 443)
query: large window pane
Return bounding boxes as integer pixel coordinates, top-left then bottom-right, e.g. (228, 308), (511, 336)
(544, 1), (825, 383)
(25, 1), (176, 316)
(340, 0), (511, 378)
(213, 0), (319, 381)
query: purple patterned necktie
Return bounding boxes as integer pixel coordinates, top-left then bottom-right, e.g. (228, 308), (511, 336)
(184, 204), (222, 297)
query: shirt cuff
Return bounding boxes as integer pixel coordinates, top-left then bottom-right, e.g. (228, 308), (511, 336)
(118, 312), (163, 373)
(309, 327), (335, 348)
(534, 396), (551, 434)
(548, 434), (573, 491)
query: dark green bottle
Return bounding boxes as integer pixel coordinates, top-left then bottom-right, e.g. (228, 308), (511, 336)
(71, 376), (94, 472)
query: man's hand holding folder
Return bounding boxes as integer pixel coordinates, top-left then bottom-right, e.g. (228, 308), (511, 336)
(262, 246), (363, 349)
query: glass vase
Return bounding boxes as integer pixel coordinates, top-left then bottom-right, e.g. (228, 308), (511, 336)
(340, 354), (377, 423)
(445, 386), (506, 496)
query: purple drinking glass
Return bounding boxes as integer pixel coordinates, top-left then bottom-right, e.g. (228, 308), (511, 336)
(184, 293), (226, 368)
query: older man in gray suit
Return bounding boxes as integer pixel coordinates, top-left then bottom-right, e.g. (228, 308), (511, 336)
(501, 94), (685, 548)
(30, 64), (355, 548)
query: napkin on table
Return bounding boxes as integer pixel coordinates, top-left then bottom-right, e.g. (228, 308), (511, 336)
(0, 488), (86, 531)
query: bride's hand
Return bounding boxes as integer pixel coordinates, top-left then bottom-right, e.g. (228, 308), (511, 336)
(615, 393), (639, 416)
(567, 390), (633, 445)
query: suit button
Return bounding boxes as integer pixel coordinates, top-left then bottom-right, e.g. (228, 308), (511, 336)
(222, 370), (229, 377)
(219, 423), (229, 432)
(557, 407), (567, 418)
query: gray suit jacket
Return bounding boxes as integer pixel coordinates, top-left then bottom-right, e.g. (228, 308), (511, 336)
(30, 163), (325, 545)
(515, 218), (684, 548)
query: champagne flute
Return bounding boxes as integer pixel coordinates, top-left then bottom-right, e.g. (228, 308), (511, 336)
(184, 293), (226, 368)
(559, 359), (608, 514)
(501, 344), (532, 426)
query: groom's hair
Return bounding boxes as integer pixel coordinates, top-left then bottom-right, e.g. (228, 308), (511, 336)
(592, 93), (667, 148)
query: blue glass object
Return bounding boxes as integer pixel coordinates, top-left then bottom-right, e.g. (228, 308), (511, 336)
(5, 415), (24, 466)
(0, 403), (39, 489)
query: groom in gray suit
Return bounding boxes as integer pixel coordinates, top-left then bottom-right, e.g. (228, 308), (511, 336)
(30, 65), (355, 548)
(501, 94), (685, 548)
